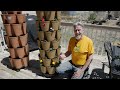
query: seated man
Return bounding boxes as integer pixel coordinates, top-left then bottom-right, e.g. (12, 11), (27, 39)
(56, 22), (94, 79)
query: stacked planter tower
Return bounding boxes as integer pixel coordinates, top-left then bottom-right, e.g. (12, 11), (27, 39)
(36, 11), (62, 75)
(1, 11), (29, 71)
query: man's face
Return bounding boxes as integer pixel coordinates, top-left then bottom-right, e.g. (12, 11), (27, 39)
(74, 25), (84, 40)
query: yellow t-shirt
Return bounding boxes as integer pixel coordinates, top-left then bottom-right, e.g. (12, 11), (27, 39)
(68, 35), (94, 65)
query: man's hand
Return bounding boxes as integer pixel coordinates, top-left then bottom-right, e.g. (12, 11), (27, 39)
(59, 51), (71, 60)
(72, 68), (84, 78)
(59, 53), (66, 60)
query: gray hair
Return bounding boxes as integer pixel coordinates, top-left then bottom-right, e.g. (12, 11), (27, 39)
(73, 22), (84, 28)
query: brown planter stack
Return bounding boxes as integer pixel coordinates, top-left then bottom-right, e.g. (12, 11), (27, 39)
(1, 11), (29, 70)
(36, 11), (62, 75)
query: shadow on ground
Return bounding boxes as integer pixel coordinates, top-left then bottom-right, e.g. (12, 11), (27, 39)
(90, 68), (109, 79)
(1, 57), (110, 79)
(1, 57), (12, 69)
(27, 59), (56, 78)
(1, 57), (59, 78)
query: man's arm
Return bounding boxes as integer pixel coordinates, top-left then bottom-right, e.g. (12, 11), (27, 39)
(73, 54), (93, 78)
(59, 51), (71, 60)
(81, 39), (94, 71)
(65, 51), (71, 57)
(81, 54), (93, 71)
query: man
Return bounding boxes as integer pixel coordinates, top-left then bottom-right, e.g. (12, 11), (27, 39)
(56, 22), (94, 79)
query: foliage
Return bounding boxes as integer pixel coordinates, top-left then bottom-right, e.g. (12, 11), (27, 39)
(88, 13), (97, 21)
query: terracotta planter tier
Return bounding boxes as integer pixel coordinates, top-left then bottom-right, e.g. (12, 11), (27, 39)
(56, 46), (61, 56)
(40, 21), (50, 31)
(36, 11), (44, 20)
(45, 11), (55, 21)
(11, 24), (23, 36)
(52, 40), (59, 49)
(51, 20), (59, 30)
(17, 14), (26, 23)
(4, 24), (13, 36)
(1, 14), (7, 24)
(12, 58), (23, 69)
(25, 44), (29, 56)
(46, 49), (56, 59)
(19, 33), (28, 47)
(41, 41), (50, 50)
(4, 35), (12, 48)
(56, 30), (61, 40)
(38, 31), (44, 40)
(58, 20), (61, 29)
(56, 11), (61, 20)
(47, 66), (55, 74)
(9, 57), (14, 68)
(6, 14), (17, 24)
(40, 66), (46, 74)
(22, 22), (27, 34)
(9, 36), (20, 48)
(9, 48), (18, 58)
(45, 31), (56, 41)
(43, 58), (51, 67)
(39, 50), (45, 58)
(37, 40), (41, 48)
(22, 56), (29, 67)
(52, 57), (59, 63)
(16, 47), (26, 58)
(7, 11), (22, 14)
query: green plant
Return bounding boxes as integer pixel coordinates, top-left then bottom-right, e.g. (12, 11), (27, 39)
(88, 13), (97, 21)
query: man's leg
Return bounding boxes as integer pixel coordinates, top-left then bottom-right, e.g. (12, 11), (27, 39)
(71, 66), (85, 79)
(55, 61), (74, 79)
(56, 61), (73, 74)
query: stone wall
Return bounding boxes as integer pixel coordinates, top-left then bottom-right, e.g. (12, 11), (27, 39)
(61, 22), (120, 56)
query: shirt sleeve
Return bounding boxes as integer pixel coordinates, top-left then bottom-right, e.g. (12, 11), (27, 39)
(88, 39), (94, 55)
(68, 38), (72, 52)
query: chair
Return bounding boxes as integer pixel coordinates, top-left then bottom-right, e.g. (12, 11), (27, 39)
(103, 41), (120, 79)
